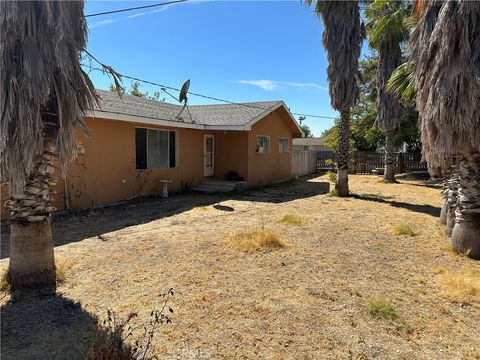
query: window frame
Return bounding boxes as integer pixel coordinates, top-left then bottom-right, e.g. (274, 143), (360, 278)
(256, 135), (270, 154)
(135, 127), (178, 170)
(278, 138), (289, 153)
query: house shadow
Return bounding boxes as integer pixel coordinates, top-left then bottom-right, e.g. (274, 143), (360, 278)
(1, 178), (329, 259)
(239, 178), (330, 204)
(1, 293), (118, 360)
(350, 193), (441, 217)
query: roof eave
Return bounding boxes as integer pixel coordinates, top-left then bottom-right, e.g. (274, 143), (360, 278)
(86, 110), (249, 131)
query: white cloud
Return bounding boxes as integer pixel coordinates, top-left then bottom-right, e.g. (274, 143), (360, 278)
(236, 80), (279, 91)
(89, 19), (118, 29)
(88, 0), (210, 29)
(235, 80), (328, 92)
(127, 12), (148, 18)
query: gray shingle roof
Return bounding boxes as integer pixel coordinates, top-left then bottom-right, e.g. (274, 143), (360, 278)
(95, 89), (282, 127)
(292, 137), (325, 146)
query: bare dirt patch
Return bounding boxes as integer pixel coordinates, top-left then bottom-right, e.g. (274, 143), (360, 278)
(1, 174), (479, 359)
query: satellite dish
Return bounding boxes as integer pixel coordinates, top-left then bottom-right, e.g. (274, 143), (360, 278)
(179, 79), (190, 103)
(176, 79), (192, 121)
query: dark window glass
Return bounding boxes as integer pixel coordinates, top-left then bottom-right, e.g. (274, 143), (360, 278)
(135, 128), (147, 169)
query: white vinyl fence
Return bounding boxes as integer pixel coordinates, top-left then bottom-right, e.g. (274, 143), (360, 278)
(292, 151), (317, 177)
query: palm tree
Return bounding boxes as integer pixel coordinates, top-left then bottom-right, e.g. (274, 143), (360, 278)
(365, 0), (409, 183)
(1, 1), (98, 290)
(305, 0), (363, 196)
(410, 1), (480, 259)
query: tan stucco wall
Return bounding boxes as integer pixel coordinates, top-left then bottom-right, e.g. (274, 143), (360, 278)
(66, 117), (208, 209)
(212, 131), (249, 180)
(1, 107), (301, 218)
(247, 108), (297, 187)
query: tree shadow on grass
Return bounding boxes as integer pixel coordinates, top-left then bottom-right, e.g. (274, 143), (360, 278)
(1, 178), (329, 259)
(1, 293), (113, 360)
(350, 193), (441, 217)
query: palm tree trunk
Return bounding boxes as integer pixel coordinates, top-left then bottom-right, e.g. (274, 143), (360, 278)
(451, 152), (480, 259)
(335, 110), (350, 197)
(384, 129), (397, 183)
(440, 196), (448, 225)
(9, 219), (55, 291)
(7, 129), (57, 291)
(445, 172), (459, 237)
(440, 175), (452, 225)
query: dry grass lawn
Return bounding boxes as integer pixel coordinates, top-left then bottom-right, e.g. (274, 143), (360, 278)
(1, 174), (480, 360)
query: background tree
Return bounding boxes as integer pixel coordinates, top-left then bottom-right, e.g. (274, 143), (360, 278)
(108, 81), (163, 101)
(1, 1), (99, 291)
(322, 56), (420, 153)
(299, 124), (313, 138)
(305, 0), (363, 196)
(365, 0), (410, 182)
(410, 1), (480, 259)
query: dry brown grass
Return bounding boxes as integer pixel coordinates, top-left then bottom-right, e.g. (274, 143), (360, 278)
(277, 213), (305, 225)
(192, 205), (211, 212)
(0, 270), (10, 294)
(225, 228), (286, 251)
(1, 175), (479, 359)
(438, 268), (480, 303)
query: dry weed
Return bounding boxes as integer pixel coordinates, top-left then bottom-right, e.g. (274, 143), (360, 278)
(277, 213), (305, 225)
(367, 297), (398, 321)
(56, 259), (74, 285)
(438, 268), (480, 303)
(225, 228), (286, 251)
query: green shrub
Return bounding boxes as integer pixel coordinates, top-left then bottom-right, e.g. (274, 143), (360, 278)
(393, 223), (416, 236)
(329, 189), (339, 197)
(367, 298), (398, 321)
(327, 171), (337, 183)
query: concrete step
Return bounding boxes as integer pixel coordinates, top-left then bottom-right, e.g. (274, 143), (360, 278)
(191, 180), (247, 194)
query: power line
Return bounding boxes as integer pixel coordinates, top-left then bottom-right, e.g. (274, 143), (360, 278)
(81, 62), (337, 120)
(84, 0), (188, 18)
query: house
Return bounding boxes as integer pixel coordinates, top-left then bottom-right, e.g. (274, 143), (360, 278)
(1, 90), (303, 218)
(292, 137), (327, 151)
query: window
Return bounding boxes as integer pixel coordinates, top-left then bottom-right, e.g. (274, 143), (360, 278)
(135, 128), (176, 169)
(279, 138), (289, 153)
(256, 136), (270, 154)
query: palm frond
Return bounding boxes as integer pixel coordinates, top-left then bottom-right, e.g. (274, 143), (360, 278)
(365, 0), (410, 132)
(410, 0), (480, 172)
(306, 0), (362, 112)
(0, 1), (98, 195)
(387, 61), (416, 104)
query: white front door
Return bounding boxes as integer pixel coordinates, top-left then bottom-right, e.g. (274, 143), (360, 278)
(204, 135), (214, 177)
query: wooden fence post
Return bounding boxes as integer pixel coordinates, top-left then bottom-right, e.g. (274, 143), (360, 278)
(399, 153), (405, 173)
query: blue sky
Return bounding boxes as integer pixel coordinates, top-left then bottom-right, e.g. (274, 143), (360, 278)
(84, 0), (366, 136)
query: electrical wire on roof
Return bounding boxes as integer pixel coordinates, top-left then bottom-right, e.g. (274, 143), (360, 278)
(84, 0), (189, 18)
(81, 59), (337, 120)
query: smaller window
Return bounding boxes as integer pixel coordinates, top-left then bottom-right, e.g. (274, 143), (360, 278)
(278, 138), (289, 153)
(256, 136), (270, 154)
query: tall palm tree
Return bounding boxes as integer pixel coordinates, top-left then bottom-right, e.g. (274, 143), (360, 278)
(365, 0), (409, 182)
(305, 0), (363, 196)
(1, 1), (98, 290)
(410, 1), (480, 259)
